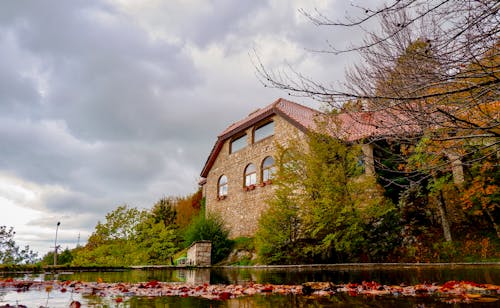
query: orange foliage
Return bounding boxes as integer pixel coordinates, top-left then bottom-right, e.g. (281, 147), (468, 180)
(175, 189), (202, 228)
(461, 162), (498, 213)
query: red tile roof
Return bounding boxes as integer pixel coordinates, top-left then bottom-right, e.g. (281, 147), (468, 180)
(200, 98), (319, 178)
(333, 110), (419, 142)
(199, 98), (418, 179)
(219, 98), (319, 138)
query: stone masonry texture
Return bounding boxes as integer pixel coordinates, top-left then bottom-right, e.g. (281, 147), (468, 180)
(187, 241), (212, 266)
(204, 115), (305, 238)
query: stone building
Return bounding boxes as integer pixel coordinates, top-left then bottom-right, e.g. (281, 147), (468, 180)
(199, 98), (378, 238)
(199, 97), (466, 238)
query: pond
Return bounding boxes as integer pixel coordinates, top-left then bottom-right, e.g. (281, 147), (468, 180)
(1, 264), (499, 307)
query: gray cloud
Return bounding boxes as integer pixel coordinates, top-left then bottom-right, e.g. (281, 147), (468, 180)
(0, 0), (380, 255)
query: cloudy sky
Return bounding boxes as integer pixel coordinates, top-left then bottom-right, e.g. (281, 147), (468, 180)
(0, 0), (374, 256)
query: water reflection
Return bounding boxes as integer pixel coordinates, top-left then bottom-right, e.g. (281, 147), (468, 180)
(1, 265), (498, 307)
(2, 264), (499, 285)
(213, 265), (500, 285)
(85, 294), (500, 308)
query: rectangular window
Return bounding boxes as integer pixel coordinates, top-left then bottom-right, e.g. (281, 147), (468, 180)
(254, 121), (274, 142)
(230, 134), (247, 153)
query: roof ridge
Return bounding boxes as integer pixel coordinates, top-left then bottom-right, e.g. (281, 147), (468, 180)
(275, 98), (320, 113)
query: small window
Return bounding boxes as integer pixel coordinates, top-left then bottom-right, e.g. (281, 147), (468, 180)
(230, 134), (247, 153)
(254, 121), (274, 142)
(218, 175), (228, 197)
(262, 156), (276, 182)
(244, 163), (257, 187)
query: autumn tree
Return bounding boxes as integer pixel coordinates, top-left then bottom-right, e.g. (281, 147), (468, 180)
(460, 148), (500, 238)
(175, 189), (203, 228)
(72, 193), (203, 266)
(257, 0), (498, 164)
(257, 0), (499, 240)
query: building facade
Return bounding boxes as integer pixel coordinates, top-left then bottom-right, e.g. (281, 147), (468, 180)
(199, 98), (320, 237)
(199, 98), (466, 239)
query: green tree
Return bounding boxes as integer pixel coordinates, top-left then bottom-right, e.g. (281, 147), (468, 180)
(255, 155), (305, 264)
(134, 198), (181, 264)
(42, 247), (73, 266)
(72, 205), (147, 266)
(151, 197), (177, 227)
(300, 133), (366, 260)
(256, 130), (398, 263)
(89, 205), (146, 243)
(0, 226), (38, 264)
(135, 221), (179, 264)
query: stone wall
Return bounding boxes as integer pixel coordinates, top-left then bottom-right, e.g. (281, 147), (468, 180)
(204, 115), (305, 238)
(186, 241), (212, 266)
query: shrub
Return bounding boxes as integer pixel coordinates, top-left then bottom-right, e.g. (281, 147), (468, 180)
(183, 212), (233, 264)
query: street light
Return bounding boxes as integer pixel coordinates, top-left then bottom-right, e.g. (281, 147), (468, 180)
(54, 221), (60, 266)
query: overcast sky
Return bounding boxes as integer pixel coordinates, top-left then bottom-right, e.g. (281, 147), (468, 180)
(0, 0), (376, 256)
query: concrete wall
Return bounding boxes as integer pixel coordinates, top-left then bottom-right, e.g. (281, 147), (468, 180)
(204, 115), (305, 238)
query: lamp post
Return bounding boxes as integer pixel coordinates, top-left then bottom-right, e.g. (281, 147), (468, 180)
(53, 221), (60, 266)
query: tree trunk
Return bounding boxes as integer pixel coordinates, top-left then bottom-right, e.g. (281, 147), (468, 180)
(437, 190), (452, 242)
(485, 209), (500, 239)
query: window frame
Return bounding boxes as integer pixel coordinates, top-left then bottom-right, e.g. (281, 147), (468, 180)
(218, 175), (228, 198)
(253, 121), (274, 143)
(244, 163), (257, 188)
(230, 133), (247, 153)
(262, 156), (276, 183)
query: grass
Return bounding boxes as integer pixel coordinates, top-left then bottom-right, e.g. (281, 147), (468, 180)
(233, 237), (255, 251)
(0, 264), (43, 273)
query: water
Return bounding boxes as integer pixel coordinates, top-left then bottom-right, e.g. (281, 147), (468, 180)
(1, 264), (498, 307)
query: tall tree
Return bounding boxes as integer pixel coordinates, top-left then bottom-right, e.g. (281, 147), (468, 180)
(151, 197), (177, 228)
(135, 197), (181, 264)
(256, 144), (307, 264)
(257, 0), (499, 240)
(256, 130), (398, 263)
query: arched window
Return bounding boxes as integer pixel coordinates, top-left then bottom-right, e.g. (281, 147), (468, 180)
(218, 175), (228, 197)
(244, 163), (257, 187)
(262, 156), (276, 182)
